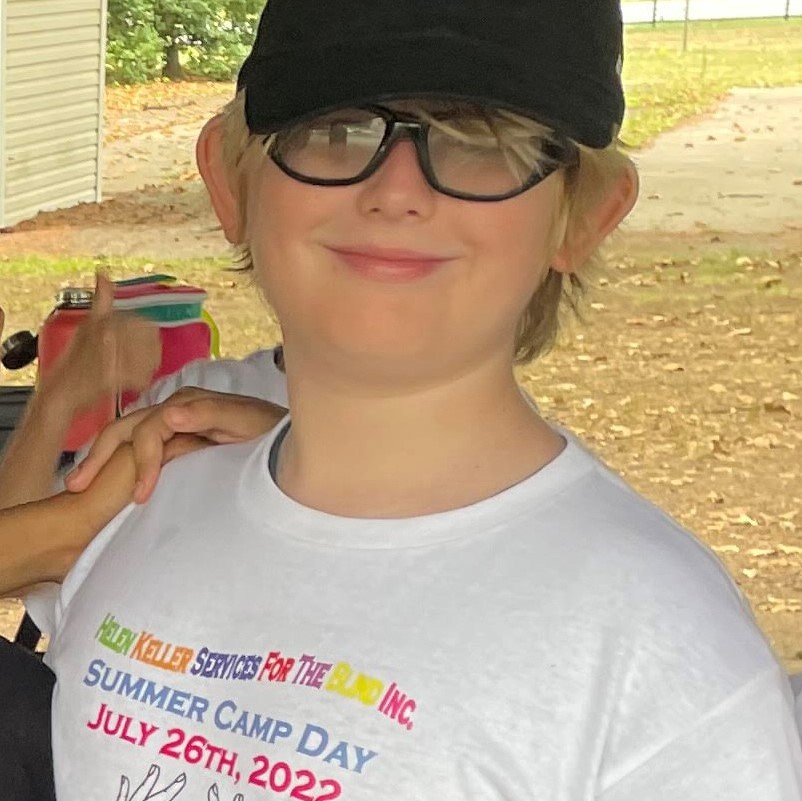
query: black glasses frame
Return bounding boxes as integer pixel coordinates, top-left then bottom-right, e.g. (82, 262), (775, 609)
(265, 105), (579, 202)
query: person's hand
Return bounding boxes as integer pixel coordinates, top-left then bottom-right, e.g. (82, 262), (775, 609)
(66, 387), (287, 504)
(40, 272), (161, 413)
(116, 764), (186, 801)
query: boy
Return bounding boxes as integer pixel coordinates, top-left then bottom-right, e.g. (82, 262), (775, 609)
(43, 0), (802, 798)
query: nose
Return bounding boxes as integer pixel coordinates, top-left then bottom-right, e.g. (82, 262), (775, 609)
(356, 139), (437, 221)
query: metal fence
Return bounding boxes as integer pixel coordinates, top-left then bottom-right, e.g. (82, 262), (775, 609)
(622, 0), (802, 25)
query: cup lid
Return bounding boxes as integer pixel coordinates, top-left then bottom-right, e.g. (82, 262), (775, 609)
(55, 288), (94, 308)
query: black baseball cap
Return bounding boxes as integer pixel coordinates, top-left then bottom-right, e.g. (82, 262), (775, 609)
(237, 0), (625, 149)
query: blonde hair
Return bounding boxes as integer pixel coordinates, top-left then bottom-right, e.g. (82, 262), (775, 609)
(218, 91), (632, 363)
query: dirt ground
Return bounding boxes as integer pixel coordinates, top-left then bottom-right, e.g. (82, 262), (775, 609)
(1, 87), (801, 672)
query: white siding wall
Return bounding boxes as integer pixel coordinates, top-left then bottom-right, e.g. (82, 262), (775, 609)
(0, 0), (106, 227)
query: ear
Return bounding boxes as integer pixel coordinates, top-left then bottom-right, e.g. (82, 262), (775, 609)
(552, 162), (639, 273)
(196, 115), (241, 244)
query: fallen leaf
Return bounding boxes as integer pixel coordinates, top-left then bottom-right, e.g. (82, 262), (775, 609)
(763, 401), (792, 414)
(759, 276), (782, 289)
(746, 548), (775, 557)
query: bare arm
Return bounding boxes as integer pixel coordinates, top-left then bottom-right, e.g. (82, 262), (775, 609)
(0, 391), (283, 595)
(0, 275), (160, 509)
(0, 493), (98, 597)
(0, 389), (79, 509)
(0, 446), (137, 596)
(0, 303), (70, 507)
(0, 305), (65, 507)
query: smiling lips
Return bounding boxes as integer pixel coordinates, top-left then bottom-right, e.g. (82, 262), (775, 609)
(327, 245), (456, 282)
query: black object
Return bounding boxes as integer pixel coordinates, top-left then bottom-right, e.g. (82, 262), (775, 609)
(1, 331), (38, 370)
(237, 0), (625, 149)
(0, 386), (33, 456)
(0, 636), (56, 801)
(14, 612), (44, 654)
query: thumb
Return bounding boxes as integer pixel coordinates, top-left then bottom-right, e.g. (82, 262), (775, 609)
(92, 271), (115, 317)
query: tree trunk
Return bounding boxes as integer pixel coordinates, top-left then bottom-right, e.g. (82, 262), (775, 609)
(163, 42), (183, 80)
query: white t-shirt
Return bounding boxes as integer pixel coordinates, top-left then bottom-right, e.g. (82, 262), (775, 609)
(793, 675), (802, 739)
(46, 424), (802, 800)
(23, 349), (288, 635)
(126, 348), (289, 414)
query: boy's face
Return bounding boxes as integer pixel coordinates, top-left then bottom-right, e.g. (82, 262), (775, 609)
(243, 134), (566, 385)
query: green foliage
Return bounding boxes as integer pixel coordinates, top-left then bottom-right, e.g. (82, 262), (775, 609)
(106, 0), (163, 83)
(621, 18), (802, 147)
(106, 0), (263, 84)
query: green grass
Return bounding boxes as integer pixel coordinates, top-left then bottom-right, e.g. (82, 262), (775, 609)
(621, 18), (802, 146)
(603, 249), (800, 307)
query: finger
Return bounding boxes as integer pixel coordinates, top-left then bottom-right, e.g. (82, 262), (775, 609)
(116, 316), (162, 391)
(116, 776), (130, 801)
(131, 764), (160, 801)
(163, 397), (286, 443)
(162, 434), (211, 465)
(65, 408), (152, 491)
(130, 410), (187, 503)
(152, 772), (186, 801)
(92, 271), (115, 318)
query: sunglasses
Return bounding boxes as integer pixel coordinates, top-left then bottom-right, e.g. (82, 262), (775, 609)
(265, 105), (579, 202)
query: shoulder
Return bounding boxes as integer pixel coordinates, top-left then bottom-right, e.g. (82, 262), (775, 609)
(544, 435), (743, 601)
(525, 435), (775, 669)
(539, 441), (789, 773)
(127, 347), (288, 411)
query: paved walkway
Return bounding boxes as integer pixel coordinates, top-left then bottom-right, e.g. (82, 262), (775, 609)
(625, 87), (802, 233)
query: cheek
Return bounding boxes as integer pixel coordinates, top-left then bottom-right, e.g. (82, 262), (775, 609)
(461, 187), (561, 297)
(245, 169), (327, 297)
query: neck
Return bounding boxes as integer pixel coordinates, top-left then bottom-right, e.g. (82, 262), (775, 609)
(276, 349), (564, 517)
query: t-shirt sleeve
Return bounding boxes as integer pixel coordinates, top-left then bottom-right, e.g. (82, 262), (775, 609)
(599, 667), (802, 800)
(125, 347), (288, 413)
